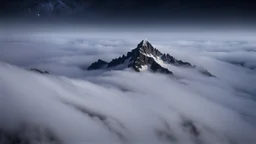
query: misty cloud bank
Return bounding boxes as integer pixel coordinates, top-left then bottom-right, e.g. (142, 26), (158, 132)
(0, 33), (256, 144)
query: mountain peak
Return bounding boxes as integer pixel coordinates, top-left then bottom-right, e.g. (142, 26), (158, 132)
(135, 40), (162, 57)
(87, 40), (214, 77)
(137, 39), (151, 48)
(142, 39), (148, 46)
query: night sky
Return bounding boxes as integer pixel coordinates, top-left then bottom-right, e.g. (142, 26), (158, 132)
(1, 0), (256, 26)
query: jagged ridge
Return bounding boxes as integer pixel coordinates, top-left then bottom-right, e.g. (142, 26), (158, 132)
(87, 40), (214, 76)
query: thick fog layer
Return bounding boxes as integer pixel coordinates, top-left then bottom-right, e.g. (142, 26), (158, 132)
(0, 33), (256, 144)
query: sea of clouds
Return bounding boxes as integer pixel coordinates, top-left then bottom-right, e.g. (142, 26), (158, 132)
(0, 32), (256, 144)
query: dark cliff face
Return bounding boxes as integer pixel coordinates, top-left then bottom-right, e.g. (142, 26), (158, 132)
(87, 40), (174, 74)
(107, 55), (127, 68)
(87, 59), (108, 70)
(87, 40), (214, 77)
(130, 51), (172, 74)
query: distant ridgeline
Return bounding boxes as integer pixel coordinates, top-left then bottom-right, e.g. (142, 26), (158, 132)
(30, 68), (49, 74)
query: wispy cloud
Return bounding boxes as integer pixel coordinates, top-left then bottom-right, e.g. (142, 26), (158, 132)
(0, 33), (255, 144)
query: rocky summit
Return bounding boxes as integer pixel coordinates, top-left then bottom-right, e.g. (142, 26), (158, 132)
(87, 40), (214, 76)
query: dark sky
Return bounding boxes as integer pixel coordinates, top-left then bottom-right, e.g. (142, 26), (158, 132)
(1, 0), (256, 25)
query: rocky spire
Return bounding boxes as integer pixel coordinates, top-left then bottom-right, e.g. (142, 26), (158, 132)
(87, 40), (214, 77)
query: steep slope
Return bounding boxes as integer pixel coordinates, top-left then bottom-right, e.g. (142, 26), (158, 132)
(88, 40), (173, 74)
(88, 40), (214, 76)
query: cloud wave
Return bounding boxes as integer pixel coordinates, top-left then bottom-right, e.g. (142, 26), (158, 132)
(0, 33), (256, 144)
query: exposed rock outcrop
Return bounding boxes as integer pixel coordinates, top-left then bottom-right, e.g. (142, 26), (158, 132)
(87, 40), (214, 77)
